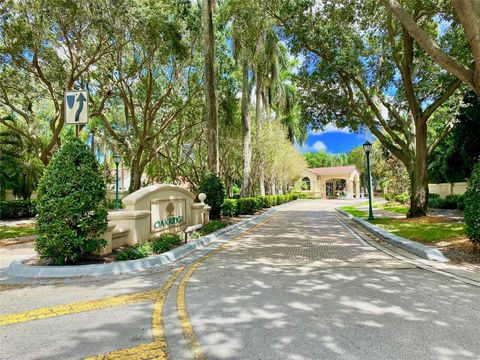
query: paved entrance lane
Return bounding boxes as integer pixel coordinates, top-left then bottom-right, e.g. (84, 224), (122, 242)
(184, 200), (480, 360)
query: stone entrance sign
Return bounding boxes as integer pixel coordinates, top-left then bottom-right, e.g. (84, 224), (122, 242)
(151, 198), (186, 232)
(102, 184), (211, 255)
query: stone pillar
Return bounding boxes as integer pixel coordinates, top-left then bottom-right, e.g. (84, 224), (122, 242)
(347, 179), (353, 199)
(203, 205), (211, 224)
(191, 203), (205, 225)
(97, 224), (116, 256)
(355, 179), (360, 199)
(321, 179), (327, 199)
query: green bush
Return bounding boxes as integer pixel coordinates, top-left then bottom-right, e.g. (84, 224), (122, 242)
(160, 232), (182, 246)
(201, 219), (229, 235)
(445, 195), (464, 210)
(261, 196), (272, 208)
(35, 139), (108, 265)
(255, 197), (264, 210)
(268, 195), (277, 206)
(198, 174), (225, 219)
(394, 192), (410, 205)
(465, 162), (480, 245)
(237, 198), (258, 215)
(222, 199), (238, 217)
(151, 239), (170, 253)
(276, 195), (284, 205)
(0, 200), (37, 219)
(117, 242), (153, 260)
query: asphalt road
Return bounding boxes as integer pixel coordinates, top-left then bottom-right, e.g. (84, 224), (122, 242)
(1, 199), (479, 360)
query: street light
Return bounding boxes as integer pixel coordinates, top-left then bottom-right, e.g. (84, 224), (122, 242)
(113, 154), (121, 210)
(363, 140), (374, 221)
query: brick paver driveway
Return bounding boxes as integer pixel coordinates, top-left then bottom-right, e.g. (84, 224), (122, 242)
(1, 199), (479, 360)
(170, 200), (480, 360)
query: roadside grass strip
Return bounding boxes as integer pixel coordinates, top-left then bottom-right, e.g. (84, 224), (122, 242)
(0, 268), (184, 327)
(176, 215), (277, 360)
(84, 266), (184, 360)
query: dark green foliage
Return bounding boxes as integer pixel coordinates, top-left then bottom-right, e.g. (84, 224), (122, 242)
(445, 195), (464, 210)
(117, 242), (153, 261)
(221, 194), (299, 217)
(201, 220), (229, 235)
(160, 233), (182, 246)
(0, 200), (37, 219)
(35, 140), (108, 265)
(255, 197), (264, 210)
(0, 120), (44, 200)
(464, 162), (480, 245)
(198, 174), (225, 219)
(151, 239), (170, 253)
(237, 198), (258, 215)
(105, 199), (124, 210)
(429, 92), (480, 183)
(429, 194), (464, 210)
(394, 192), (409, 205)
(269, 195), (277, 206)
(222, 199), (238, 217)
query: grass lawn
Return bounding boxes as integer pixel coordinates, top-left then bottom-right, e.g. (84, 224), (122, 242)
(381, 206), (409, 214)
(371, 218), (465, 243)
(339, 206), (368, 218)
(0, 225), (37, 240)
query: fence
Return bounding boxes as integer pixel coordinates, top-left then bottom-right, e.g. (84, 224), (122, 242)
(428, 182), (467, 198)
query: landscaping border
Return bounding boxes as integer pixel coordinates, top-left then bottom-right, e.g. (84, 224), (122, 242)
(335, 208), (448, 262)
(6, 207), (281, 279)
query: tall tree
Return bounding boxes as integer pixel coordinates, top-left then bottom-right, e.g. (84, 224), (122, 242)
(379, 0), (480, 95)
(0, 0), (124, 165)
(271, 0), (465, 217)
(202, 0), (220, 174)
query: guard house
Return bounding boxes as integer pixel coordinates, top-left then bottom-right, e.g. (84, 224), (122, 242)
(300, 165), (361, 199)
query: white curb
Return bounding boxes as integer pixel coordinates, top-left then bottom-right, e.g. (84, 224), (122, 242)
(336, 208), (448, 263)
(7, 207), (281, 279)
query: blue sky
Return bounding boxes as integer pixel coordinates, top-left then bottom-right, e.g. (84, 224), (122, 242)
(296, 124), (369, 154)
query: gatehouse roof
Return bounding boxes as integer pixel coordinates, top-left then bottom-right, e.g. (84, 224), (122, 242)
(308, 165), (358, 176)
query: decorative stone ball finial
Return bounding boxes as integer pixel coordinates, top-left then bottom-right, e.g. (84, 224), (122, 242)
(198, 193), (207, 204)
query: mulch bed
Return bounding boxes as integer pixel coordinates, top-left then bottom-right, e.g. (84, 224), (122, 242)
(434, 237), (480, 266)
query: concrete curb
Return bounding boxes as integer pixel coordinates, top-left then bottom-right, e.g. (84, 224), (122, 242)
(335, 208), (448, 263)
(6, 207), (280, 279)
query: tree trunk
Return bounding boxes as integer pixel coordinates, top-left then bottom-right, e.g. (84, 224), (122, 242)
(241, 55), (251, 198)
(202, 0), (219, 174)
(128, 160), (144, 193)
(255, 78), (266, 196)
(407, 122), (428, 217)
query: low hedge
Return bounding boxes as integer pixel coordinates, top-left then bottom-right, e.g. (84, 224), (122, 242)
(0, 200), (37, 220)
(222, 193), (299, 216)
(429, 194), (464, 210)
(116, 232), (183, 261)
(465, 162), (480, 245)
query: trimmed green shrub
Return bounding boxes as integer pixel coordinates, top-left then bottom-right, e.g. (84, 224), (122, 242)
(237, 198), (257, 215)
(465, 162), (480, 245)
(198, 174), (225, 219)
(222, 199), (238, 217)
(445, 195), (464, 210)
(35, 139), (108, 265)
(255, 197), (264, 210)
(276, 195), (284, 205)
(261, 196), (272, 208)
(268, 195), (277, 206)
(117, 242), (153, 260)
(0, 200), (37, 219)
(201, 219), (229, 235)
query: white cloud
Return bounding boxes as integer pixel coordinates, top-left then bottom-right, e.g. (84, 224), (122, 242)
(295, 140), (327, 154)
(309, 124), (351, 135)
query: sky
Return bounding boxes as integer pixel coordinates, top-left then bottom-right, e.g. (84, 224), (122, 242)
(296, 124), (369, 154)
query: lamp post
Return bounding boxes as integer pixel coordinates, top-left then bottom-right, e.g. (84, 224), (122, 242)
(113, 154), (121, 210)
(363, 140), (374, 221)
